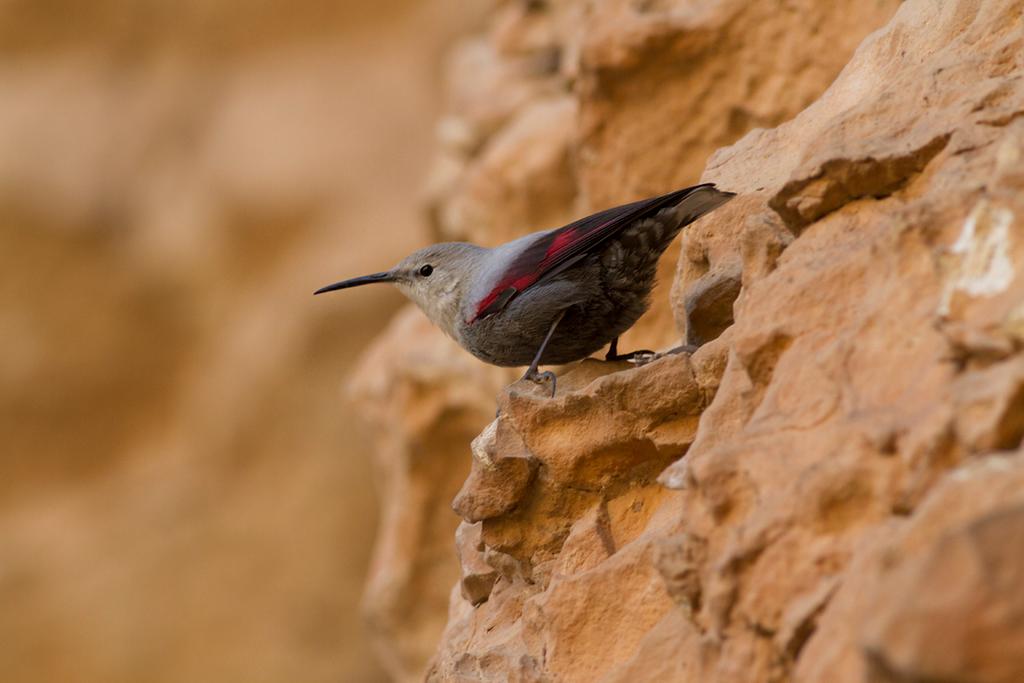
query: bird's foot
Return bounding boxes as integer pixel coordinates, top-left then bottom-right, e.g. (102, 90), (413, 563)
(521, 368), (557, 397)
(628, 351), (660, 366)
(630, 344), (700, 367)
(605, 348), (655, 362)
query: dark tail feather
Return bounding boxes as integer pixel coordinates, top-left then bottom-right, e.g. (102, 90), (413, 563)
(673, 185), (736, 226)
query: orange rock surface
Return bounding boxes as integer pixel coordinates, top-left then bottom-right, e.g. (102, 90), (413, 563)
(354, 0), (1024, 680)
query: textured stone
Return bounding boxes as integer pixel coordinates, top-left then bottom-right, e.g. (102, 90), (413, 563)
(797, 454), (1024, 683)
(438, 97), (578, 247)
(414, 0), (1024, 681)
(503, 354), (703, 490)
(455, 522), (498, 606)
(452, 418), (538, 523)
(680, 261), (742, 347)
(350, 308), (513, 681)
(864, 502), (1024, 683)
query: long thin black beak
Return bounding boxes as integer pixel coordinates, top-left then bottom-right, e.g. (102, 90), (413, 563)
(313, 271), (396, 295)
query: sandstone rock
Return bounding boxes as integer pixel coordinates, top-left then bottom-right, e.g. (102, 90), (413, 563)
(533, 539), (675, 682)
(440, 96), (578, 247)
(503, 354), (703, 490)
(350, 307), (513, 681)
(452, 418), (538, 523)
(864, 502), (1024, 683)
(439, 36), (561, 153)
(450, 355), (706, 590)
(679, 260), (742, 347)
(797, 453), (1024, 683)
(599, 608), (703, 683)
(419, 0), (1024, 681)
(554, 502), (616, 576)
(455, 522), (498, 606)
(952, 355), (1024, 453)
(653, 532), (707, 615)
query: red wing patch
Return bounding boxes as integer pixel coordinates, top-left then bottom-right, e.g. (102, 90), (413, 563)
(545, 228), (578, 256)
(469, 184), (717, 323)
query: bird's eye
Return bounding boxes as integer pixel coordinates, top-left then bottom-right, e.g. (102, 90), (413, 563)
(419, 264), (434, 277)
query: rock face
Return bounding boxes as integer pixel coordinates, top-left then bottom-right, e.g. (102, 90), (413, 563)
(355, 0), (1024, 680)
(349, 310), (514, 681)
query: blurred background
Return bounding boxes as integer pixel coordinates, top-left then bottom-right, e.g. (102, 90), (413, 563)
(0, 1), (485, 681)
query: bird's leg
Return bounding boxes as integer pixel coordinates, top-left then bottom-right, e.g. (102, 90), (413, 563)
(605, 336), (619, 360)
(604, 336), (656, 362)
(522, 310), (566, 397)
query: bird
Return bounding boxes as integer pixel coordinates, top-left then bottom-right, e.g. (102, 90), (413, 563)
(315, 183), (735, 394)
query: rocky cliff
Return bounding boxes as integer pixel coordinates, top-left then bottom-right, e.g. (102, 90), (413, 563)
(354, 0), (1024, 681)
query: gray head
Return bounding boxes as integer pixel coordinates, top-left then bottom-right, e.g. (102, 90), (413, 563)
(314, 242), (484, 339)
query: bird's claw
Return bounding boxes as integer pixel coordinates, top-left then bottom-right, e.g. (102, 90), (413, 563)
(522, 368), (557, 397)
(628, 351), (660, 366)
(629, 344), (700, 367)
(606, 348), (655, 362)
